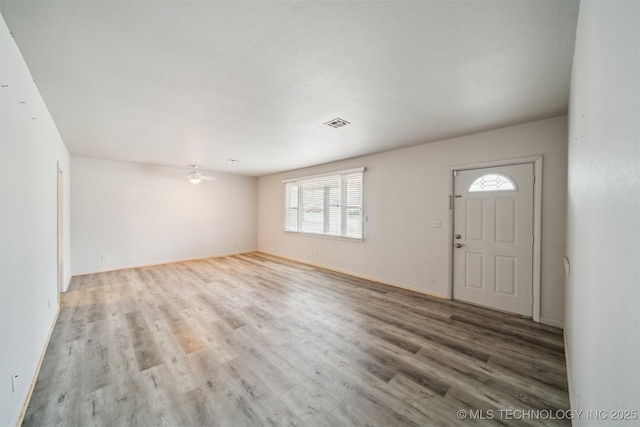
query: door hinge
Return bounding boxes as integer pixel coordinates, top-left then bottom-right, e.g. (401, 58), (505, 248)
(449, 195), (462, 209)
(453, 170), (458, 176)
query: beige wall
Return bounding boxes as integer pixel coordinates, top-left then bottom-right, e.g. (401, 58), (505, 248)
(259, 116), (568, 327)
(0, 15), (71, 426)
(565, 0), (639, 422)
(71, 157), (258, 275)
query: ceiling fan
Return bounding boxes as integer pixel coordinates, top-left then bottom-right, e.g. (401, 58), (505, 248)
(187, 165), (217, 184)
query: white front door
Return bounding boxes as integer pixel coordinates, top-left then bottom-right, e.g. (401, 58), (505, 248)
(453, 163), (534, 317)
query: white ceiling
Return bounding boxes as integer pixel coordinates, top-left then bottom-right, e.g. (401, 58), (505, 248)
(0, 1), (579, 177)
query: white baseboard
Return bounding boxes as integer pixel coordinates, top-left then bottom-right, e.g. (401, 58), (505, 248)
(71, 250), (257, 277)
(540, 316), (564, 329)
(256, 251), (448, 300)
(17, 305), (60, 426)
(563, 331), (576, 413)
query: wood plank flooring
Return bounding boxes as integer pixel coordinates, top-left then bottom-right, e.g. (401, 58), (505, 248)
(22, 253), (570, 426)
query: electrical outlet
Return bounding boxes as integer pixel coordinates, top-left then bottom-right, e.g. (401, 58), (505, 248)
(100, 254), (106, 261)
(432, 220), (441, 228)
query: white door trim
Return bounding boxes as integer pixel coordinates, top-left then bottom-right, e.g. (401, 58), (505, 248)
(57, 163), (64, 299)
(447, 155), (542, 322)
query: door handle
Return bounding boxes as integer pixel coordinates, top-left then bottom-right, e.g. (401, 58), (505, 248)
(455, 234), (462, 239)
(455, 243), (465, 248)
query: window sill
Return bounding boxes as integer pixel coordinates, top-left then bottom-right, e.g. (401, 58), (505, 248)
(284, 230), (363, 243)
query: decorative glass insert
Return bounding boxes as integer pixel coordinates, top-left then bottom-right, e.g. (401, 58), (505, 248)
(469, 174), (516, 192)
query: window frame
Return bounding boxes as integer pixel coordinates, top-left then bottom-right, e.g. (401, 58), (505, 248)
(283, 167), (365, 241)
(468, 173), (517, 193)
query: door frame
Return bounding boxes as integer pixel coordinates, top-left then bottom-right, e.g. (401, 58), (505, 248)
(447, 155), (543, 322)
(57, 163), (64, 300)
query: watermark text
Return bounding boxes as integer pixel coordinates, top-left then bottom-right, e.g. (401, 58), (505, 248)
(456, 409), (638, 421)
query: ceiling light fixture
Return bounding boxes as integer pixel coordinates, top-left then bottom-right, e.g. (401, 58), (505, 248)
(188, 165), (202, 184)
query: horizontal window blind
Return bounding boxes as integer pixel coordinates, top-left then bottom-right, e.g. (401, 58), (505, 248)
(284, 168), (364, 239)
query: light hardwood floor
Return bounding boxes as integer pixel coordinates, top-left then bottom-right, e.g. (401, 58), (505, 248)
(23, 253), (570, 426)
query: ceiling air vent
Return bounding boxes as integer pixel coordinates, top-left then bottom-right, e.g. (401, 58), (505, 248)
(324, 118), (350, 128)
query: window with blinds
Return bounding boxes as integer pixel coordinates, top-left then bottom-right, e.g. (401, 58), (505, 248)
(284, 167), (364, 239)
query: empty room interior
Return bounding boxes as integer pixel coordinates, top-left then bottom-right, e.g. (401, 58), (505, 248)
(0, 1), (638, 426)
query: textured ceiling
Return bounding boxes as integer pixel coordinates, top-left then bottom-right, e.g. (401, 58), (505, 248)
(0, 1), (579, 176)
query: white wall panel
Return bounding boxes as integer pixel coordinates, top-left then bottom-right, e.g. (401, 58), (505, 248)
(71, 158), (258, 275)
(259, 116), (568, 326)
(0, 14), (71, 426)
(565, 0), (640, 423)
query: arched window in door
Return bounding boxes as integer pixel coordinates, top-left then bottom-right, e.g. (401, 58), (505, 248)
(468, 174), (516, 192)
